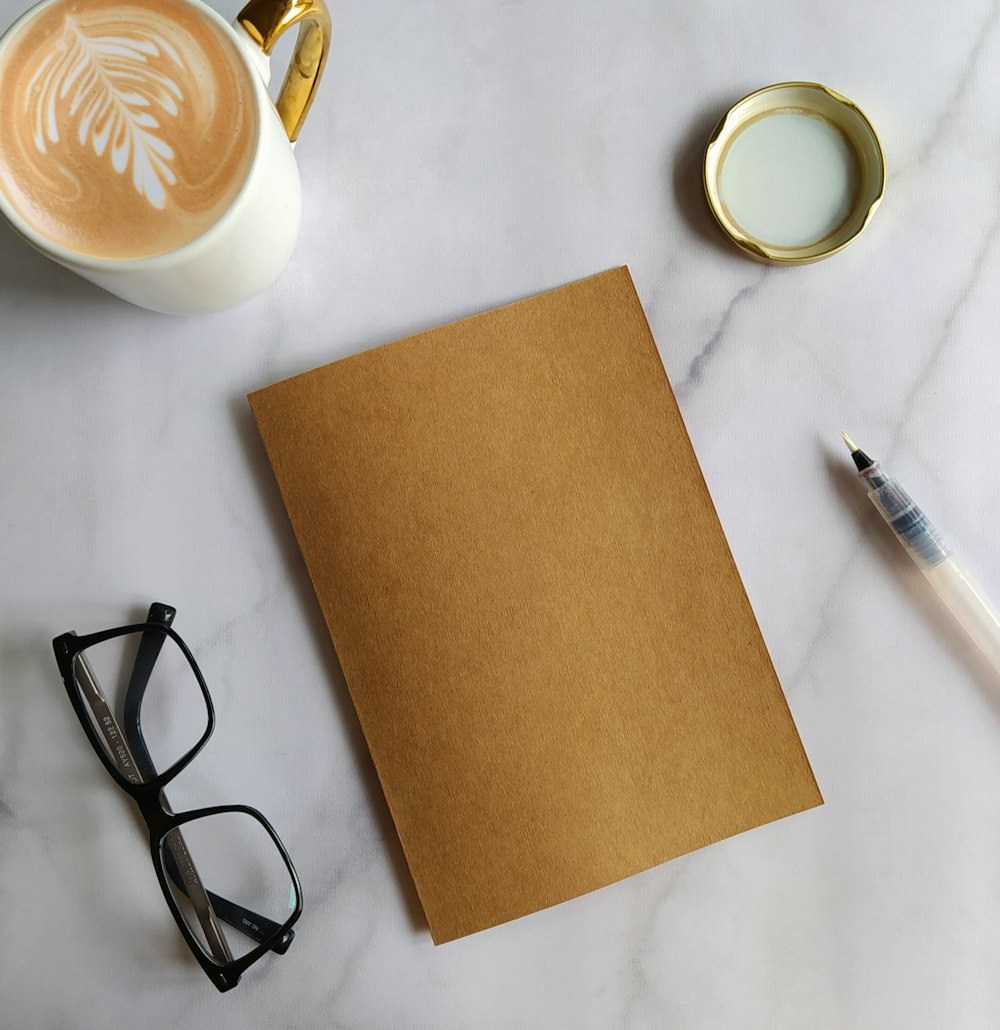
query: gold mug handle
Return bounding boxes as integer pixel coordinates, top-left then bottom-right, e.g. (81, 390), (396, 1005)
(236, 0), (331, 142)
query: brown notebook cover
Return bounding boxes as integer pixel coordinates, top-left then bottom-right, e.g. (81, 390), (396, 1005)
(249, 267), (821, 943)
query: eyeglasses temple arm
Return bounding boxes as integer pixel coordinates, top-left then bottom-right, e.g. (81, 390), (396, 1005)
(73, 649), (234, 965)
(123, 606), (295, 954)
(121, 603), (175, 782)
(75, 649), (147, 790)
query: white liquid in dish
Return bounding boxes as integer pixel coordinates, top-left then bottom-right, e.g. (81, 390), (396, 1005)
(719, 111), (857, 248)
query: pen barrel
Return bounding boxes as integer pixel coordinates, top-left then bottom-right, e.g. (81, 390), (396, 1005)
(866, 476), (949, 567)
(922, 557), (1000, 676)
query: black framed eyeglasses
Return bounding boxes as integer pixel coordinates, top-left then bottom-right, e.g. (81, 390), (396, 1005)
(52, 603), (302, 993)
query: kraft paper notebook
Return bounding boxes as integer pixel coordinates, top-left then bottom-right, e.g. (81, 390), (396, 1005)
(249, 266), (821, 943)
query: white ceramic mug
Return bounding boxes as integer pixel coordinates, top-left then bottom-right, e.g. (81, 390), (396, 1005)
(0, 0), (329, 314)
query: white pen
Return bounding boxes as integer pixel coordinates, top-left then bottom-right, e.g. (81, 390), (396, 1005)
(842, 432), (1000, 676)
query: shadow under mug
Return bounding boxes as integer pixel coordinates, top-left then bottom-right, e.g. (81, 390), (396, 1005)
(0, 0), (330, 315)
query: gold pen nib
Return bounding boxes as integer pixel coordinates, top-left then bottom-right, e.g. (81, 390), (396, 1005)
(840, 430), (859, 453)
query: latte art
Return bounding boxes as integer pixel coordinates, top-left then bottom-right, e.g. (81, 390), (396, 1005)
(29, 14), (187, 209)
(0, 0), (259, 259)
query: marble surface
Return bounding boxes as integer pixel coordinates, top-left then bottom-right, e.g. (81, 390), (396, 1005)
(4, 0), (1000, 1025)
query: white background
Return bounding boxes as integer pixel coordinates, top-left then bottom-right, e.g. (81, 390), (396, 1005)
(3, 0), (1000, 1026)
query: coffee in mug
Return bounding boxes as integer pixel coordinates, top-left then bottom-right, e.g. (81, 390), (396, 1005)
(0, 0), (330, 313)
(0, 0), (259, 260)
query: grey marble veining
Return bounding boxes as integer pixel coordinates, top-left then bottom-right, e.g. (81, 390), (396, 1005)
(4, 0), (1000, 1026)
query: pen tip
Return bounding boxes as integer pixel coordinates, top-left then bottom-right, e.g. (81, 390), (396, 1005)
(841, 432), (876, 472)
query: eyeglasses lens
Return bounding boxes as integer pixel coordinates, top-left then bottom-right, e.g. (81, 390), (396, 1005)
(161, 811), (298, 962)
